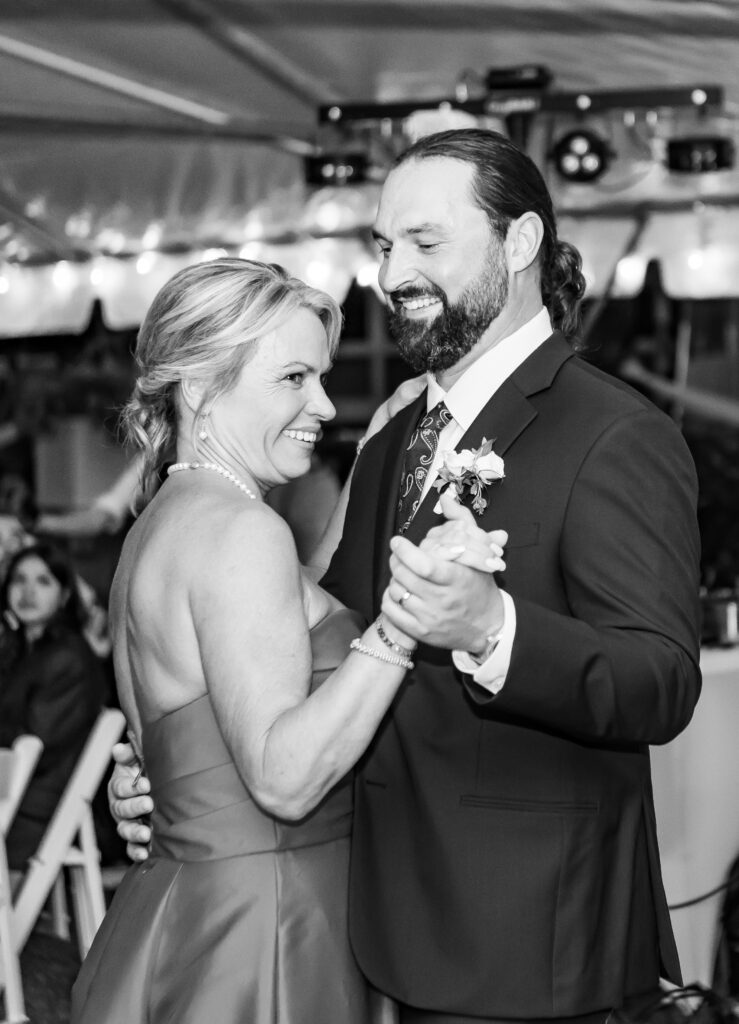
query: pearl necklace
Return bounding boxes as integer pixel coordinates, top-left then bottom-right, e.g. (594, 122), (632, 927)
(167, 461), (258, 500)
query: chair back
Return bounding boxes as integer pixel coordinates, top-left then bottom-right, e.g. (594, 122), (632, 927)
(0, 735), (42, 1022)
(12, 707), (126, 953)
(0, 734), (44, 835)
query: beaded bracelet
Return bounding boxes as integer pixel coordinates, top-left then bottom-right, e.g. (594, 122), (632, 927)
(350, 638), (414, 671)
(374, 616), (416, 659)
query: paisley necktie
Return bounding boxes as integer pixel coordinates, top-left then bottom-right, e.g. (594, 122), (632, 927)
(396, 400), (453, 534)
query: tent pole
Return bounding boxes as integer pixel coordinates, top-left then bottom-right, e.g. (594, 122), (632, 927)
(0, 32), (231, 124)
(152, 0), (340, 106)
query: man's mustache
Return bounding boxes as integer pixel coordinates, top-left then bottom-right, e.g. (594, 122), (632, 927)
(388, 284), (447, 306)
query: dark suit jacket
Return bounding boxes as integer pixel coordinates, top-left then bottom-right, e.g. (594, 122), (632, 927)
(323, 333), (702, 1018)
(0, 624), (104, 868)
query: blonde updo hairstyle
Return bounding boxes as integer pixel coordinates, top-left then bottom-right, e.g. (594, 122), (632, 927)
(122, 258), (342, 500)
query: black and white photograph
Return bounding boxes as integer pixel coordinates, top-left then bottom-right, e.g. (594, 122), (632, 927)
(0, 3), (738, 1023)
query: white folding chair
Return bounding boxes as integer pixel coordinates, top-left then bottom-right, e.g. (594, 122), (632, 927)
(11, 708), (126, 961)
(0, 735), (43, 1024)
(0, 738), (44, 838)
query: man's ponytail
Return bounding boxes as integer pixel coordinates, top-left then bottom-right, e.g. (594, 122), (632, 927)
(542, 239), (587, 348)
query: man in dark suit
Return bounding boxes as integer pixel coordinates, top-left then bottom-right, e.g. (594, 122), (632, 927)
(110, 129), (701, 1023)
(320, 129), (701, 1023)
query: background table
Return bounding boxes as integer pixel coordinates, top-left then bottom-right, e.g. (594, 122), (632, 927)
(651, 646), (739, 985)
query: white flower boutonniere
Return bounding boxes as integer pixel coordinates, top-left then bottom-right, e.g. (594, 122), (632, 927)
(433, 438), (505, 515)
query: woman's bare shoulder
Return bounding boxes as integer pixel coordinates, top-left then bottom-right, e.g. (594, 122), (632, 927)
(133, 489), (295, 563)
(201, 498), (297, 568)
(170, 498), (303, 624)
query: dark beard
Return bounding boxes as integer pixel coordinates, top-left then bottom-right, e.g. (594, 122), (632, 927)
(387, 247), (509, 374)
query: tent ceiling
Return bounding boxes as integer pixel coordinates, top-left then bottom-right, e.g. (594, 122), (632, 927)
(2, 2), (739, 123)
(0, 0), (738, 333)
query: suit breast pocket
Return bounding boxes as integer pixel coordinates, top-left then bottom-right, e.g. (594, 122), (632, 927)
(503, 521), (540, 549)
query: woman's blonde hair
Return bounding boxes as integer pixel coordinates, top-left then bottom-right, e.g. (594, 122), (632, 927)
(121, 258), (342, 499)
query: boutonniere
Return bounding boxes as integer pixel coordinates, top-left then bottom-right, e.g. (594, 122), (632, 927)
(433, 438), (505, 515)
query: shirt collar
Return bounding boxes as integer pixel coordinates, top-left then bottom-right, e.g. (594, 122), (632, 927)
(426, 307), (553, 430)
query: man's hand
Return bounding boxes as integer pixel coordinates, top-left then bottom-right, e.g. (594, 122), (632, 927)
(108, 741), (153, 862)
(382, 492), (506, 654)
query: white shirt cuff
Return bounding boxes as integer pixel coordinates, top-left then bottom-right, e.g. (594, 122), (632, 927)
(451, 590), (516, 694)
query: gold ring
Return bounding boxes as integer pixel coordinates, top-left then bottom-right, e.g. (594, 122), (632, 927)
(398, 590), (412, 607)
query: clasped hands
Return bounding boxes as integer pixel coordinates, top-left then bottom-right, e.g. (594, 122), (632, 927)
(382, 487), (507, 657)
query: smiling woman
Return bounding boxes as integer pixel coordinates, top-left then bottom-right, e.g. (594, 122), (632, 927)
(69, 257), (429, 1024)
(198, 304), (336, 492)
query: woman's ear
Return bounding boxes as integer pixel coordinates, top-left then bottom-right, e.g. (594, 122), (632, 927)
(180, 377), (205, 415)
(508, 212), (544, 273)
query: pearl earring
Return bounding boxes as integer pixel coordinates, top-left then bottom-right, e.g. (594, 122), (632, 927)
(198, 413), (209, 441)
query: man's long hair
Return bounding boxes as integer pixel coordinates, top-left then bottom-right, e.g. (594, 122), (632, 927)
(395, 129), (587, 346)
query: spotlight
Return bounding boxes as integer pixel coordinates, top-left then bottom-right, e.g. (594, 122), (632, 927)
(666, 136), (735, 173)
(304, 153), (368, 186)
(552, 129), (613, 182)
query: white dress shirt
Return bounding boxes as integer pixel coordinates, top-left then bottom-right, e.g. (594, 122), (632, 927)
(415, 307), (553, 693)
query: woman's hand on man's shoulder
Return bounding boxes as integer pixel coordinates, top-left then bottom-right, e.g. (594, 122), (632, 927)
(365, 375), (426, 441)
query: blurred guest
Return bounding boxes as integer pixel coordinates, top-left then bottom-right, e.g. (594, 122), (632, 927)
(0, 472), (34, 527)
(0, 512), (29, 578)
(0, 542), (104, 871)
(266, 454), (341, 562)
(35, 455), (144, 539)
(0, 498), (112, 660)
(37, 448), (341, 565)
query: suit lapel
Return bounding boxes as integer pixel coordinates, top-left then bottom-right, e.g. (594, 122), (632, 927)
(403, 332), (574, 544)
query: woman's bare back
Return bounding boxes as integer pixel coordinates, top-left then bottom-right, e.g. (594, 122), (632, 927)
(110, 481), (334, 743)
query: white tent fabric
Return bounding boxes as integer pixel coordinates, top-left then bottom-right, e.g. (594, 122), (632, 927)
(1, 0), (738, 333)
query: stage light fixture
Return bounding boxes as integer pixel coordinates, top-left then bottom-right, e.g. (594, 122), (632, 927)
(304, 152), (368, 186)
(666, 136), (735, 173)
(552, 129), (613, 182)
(484, 64), (553, 92)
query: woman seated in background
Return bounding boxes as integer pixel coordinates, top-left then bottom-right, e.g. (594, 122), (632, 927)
(0, 542), (105, 873)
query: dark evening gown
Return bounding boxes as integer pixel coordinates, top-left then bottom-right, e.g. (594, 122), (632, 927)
(71, 609), (373, 1024)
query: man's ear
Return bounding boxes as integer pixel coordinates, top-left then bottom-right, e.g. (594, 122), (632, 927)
(508, 212), (544, 273)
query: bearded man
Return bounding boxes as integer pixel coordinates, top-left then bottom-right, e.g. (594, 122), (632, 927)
(323, 129), (701, 1023)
